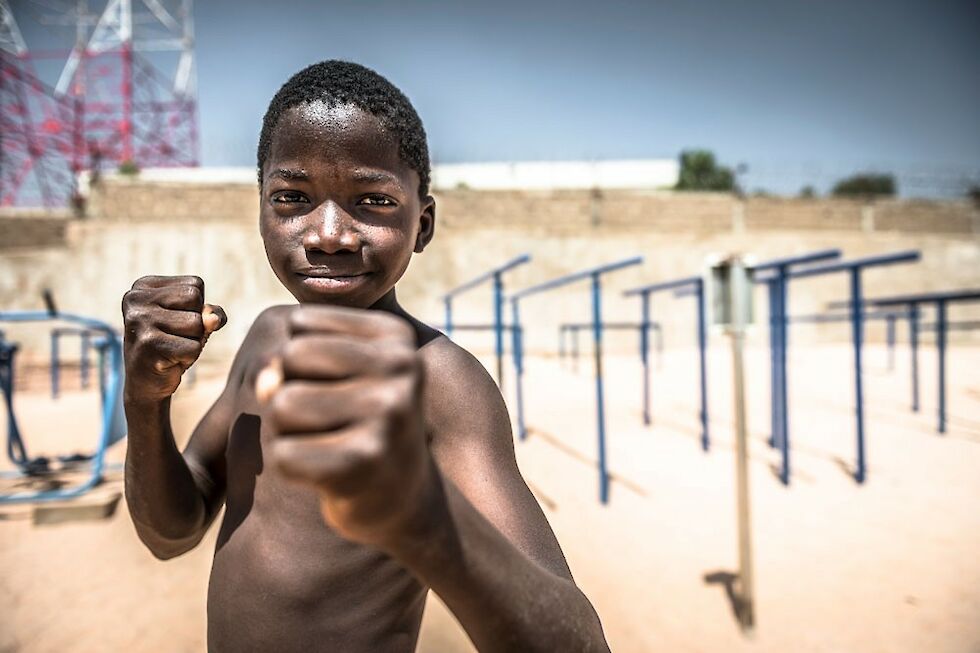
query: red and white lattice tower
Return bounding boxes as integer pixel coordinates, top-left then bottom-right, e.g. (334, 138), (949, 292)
(0, 0), (198, 208)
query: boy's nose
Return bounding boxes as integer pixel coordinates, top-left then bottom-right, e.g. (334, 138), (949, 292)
(303, 201), (361, 253)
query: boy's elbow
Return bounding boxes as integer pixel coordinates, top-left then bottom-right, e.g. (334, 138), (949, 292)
(132, 520), (204, 560)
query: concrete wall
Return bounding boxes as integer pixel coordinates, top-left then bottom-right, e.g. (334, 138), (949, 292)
(2, 179), (978, 364)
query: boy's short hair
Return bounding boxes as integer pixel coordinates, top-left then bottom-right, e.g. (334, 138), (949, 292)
(257, 60), (431, 199)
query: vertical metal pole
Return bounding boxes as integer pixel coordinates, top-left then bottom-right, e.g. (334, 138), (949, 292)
(886, 314), (896, 372)
(511, 299), (526, 440)
(696, 280), (710, 451)
(591, 273), (609, 504)
(728, 260), (755, 631)
(655, 323), (664, 369)
(80, 330), (91, 389)
(910, 303), (920, 413)
(778, 272), (790, 485)
(444, 297), (453, 339)
(937, 299), (947, 434)
(850, 269), (867, 483)
(640, 291), (651, 426)
(558, 326), (566, 362)
(493, 273), (505, 391)
(51, 330), (60, 400)
(767, 279), (779, 448)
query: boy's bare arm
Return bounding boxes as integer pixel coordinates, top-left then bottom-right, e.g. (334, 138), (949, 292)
(258, 306), (609, 652)
(122, 275), (234, 559)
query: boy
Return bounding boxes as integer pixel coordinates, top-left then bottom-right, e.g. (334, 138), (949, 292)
(122, 60), (609, 652)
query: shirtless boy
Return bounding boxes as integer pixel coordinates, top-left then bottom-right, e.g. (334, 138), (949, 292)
(122, 60), (609, 652)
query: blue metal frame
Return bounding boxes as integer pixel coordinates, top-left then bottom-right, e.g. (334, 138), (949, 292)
(784, 250), (921, 483)
(837, 288), (980, 435)
(510, 256), (643, 504)
(753, 249), (843, 480)
(623, 276), (710, 449)
(558, 321), (663, 370)
(49, 326), (100, 399)
(0, 311), (126, 504)
(442, 254), (531, 390)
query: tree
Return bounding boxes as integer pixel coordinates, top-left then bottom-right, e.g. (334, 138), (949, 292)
(967, 185), (980, 206)
(831, 173), (896, 198)
(674, 149), (735, 192)
(799, 185), (816, 198)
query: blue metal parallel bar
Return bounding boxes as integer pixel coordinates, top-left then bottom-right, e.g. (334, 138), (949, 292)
(753, 248), (842, 272)
(443, 254), (532, 299)
(514, 256), (643, 300)
(622, 275), (709, 448)
(752, 249), (844, 475)
(441, 254), (532, 391)
(784, 250), (922, 484)
(510, 256), (643, 505)
(623, 275), (700, 297)
(831, 289), (980, 433)
(0, 311), (126, 504)
(788, 250), (920, 280)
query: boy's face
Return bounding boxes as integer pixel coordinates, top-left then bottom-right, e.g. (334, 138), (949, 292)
(259, 101), (434, 308)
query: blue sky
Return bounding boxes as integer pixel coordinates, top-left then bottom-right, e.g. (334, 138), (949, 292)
(13, 0), (980, 197)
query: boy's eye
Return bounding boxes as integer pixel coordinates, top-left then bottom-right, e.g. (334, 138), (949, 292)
(359, 195), (397, 207)
(271, 191), (309, 204)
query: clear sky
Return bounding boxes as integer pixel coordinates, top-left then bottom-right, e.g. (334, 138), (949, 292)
(12, 0), (980, 197)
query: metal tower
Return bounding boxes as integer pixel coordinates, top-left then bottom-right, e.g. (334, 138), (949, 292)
(0, 0), (199, 208)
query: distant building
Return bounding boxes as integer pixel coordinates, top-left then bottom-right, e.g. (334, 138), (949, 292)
(431, 160), (679, 191)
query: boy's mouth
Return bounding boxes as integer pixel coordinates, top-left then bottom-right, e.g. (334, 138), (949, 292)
(295, 268), (372, 292)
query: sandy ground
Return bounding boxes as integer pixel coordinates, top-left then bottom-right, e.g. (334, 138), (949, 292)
(1, 342), (979, 652)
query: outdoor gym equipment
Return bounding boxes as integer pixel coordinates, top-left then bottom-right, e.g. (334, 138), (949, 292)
(623, 276), (709, 446)
(558, 321), (663, 371)
(50, 327), (100, 398)
(442, 254), (530, 390)
(0, 310), (126, 504)
(510, 256), (643, 504)
(767, 250), (921, 484)
(831, 289), (980, 435)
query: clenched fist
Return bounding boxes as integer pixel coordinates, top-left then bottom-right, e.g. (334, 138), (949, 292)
(122, 275), (226, 402)
(257, 306), (436, 548)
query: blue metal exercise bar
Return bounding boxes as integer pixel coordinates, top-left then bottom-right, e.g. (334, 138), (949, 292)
(510, 256), (643, 505)
(442, 254), (531, 390)
(752, 249), (843, 466)
(50, 326), (100, 398)
(781, 250), (921, 484)
(558, 321), (663, 372)
(0, 310), (126, 504)
(623, 276), (709, 448)
(833, 289), (980, 435)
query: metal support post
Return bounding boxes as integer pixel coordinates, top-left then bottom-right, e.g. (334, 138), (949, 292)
(850, 269), (867, 483)
(591, 274), (610, 504)
(640, 291), (651, 426)
(910, 303), (920, 412)
(444, 297), (453, 339)
(50, 330), (60, 399)
(696, 279), (710, 451)
(937, 299), (947, 434)
(493, 272), (505, 391)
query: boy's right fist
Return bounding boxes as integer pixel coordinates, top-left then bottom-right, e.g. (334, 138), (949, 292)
(122, 275), (226, 402)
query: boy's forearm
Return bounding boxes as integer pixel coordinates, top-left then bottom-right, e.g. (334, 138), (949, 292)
(388, 472), (609, 653)
(124, 396), (208, 557)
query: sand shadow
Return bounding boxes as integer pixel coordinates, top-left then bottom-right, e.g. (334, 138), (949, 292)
(703, 570), (752, 628)
(215, 412), (262, 552)
(524, 426), (647, 497)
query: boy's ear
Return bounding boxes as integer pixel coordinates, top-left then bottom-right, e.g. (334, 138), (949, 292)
(413, 195), (436, 253)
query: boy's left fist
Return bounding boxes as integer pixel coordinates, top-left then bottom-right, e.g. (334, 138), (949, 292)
(257, 306), (434, 548)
